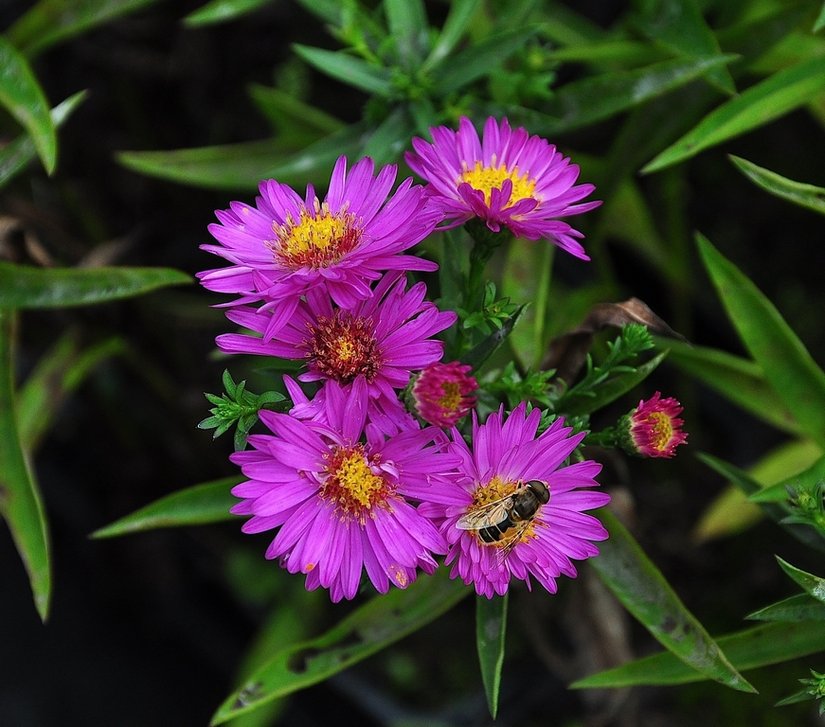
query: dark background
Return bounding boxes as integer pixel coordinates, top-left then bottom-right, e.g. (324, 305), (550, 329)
(2, 1), (825, 725)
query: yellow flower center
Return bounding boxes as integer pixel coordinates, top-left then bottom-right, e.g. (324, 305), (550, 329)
(646, 411), (674, 452)
(321, 446), (391, 520)
(459, 159), (537, 207)
(269, 201), (362, 269)
(436, 382), (462, 412)
(468, 476), (543, 550)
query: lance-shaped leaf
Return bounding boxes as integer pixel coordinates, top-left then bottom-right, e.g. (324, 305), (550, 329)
(385, 0), (428, 69)
(816, 3), (825, 33)
(432, 27), (538, 96)
(92, 477), (241, 538)
(0, 37), (56, 174)
(643, 57), (825, 173)
(17, 332), (126, 452)
(696, 233), (825, 451)
(0, 308), (51, 621)
(573, 620), (825, 688)
(537, 54), (736, 136)
(184, 0), (272, 26)
(747, 594), (825, 622)
(0, 91), (86, 190)
(211, 568), (469, 725)
(775, 557), (825, 603)
(664, 340), (802, 436)
(0, 263), (191, 309)
(560, 350), (667, 417)
(246, 85), (345, 136)
(7, 0), (162, 57)
(749, 452), (825, 504)
(632, 0), (735, 94)
(459, 306), (525, 372)
(476, 593), (507, 719)
(730, 155), (825, 217)
(422, 0), (481, 72)
(589, 509), (754, 692)
(292, 45), (394, 97)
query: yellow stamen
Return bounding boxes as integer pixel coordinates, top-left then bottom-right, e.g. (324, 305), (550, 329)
(436, 382), (462, 412)
(269, 201), (361, 268)
(647, 412), (674, 451)
(460, 160), (537, 207)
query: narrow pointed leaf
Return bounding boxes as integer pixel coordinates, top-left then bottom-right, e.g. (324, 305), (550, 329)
(184, 0), (272, 26)
(730, 155), (825, 217)
(292, 45), (393, 97)
(559, 350), (668, 417)
(0, 263), (191, 309)
(0, 90), (86, 190)
(17, 333), (125, 452)
(0, 308), (51, 621)
(361, 107), (414, 165)
(571, 621), (825, 688)
(211, 568), (469, 725)
(91, 477), (241, 538)
(459, 306), (526, 371)
(476, 593), (507, 719)
(747, 594), (825, 622)
(422, 0), (481, 72)
(590, 509), (754, 692)
(663, 340), (802, 436)
(696, 233), (825, 450)
(246, 85), (345, 136)
(775, 557), (825, 603)
(384, 0), (428, 69)
(7, 0), (162, 58)
(643, 57), (825, 173)
(815, 3), (825, 33)
(633, 0), (735, 94)
(539, 54), (736, 136)
(432, 27), (537, 96)
(0, 37), (56, 174)
(749, 453), (825, 503)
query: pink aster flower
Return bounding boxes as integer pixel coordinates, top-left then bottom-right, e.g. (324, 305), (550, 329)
(198, 155), (441, 334)
(405, 116), (600, 259)
(229, 379), (458, 601)
(217, 271), (456, 432)
(619, 391), (688, 458)
(411, 361), (477, 427)
(418, 404), (610, 598)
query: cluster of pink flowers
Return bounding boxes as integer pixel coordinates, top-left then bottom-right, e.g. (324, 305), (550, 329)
(199, 117), (614, 600)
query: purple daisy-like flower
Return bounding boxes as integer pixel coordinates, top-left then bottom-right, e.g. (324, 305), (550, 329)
(198, 155), (441, 333)
(619, 391), (688, 459)
(217, 271), (456, 432)
(229, 379), (458, 601)
(411, 361), (478, 428)
(418, 404), (610, 598)
(405, 116), (600, 259)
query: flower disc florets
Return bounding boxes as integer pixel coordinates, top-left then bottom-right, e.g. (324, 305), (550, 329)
(405, 116), (601, 259)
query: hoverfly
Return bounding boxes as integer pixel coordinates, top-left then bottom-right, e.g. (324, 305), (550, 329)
(456, 480), (549, 553)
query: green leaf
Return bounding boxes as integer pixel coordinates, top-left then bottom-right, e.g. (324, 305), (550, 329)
(633, 0), (735, 94)
(459, 306), (526, 372)
(118, 137), (309, 191)
(747, 593), (825, 622)
(590, 509), (754, 692)
(538, 54), (736, 136)
(6, 0), (162, 58)
(775, 557), (825, 603)
(384, 0), (428, 69)
(749, 452), (825, 504)
(0, 37), (57, 174)
(0, 308), (51, 621)
(730, 155), (825, 217)
(643, 57), (825, 173)
(815, 3), (825, 33)
(246, 85), (345, 136)
(571, 621), (825, 688)
(292, 45), (393, 97)
(184, 0), (272, 26)
(211, 568), (469, 725)
(0, 262), (192, 309)
(361, 106), (414, 165)
(91, 477), (241, 538)
(559, 350), (668, 417)
(476, 593), (507, 720)
(432, 27), (537, 96)
(0, 90), (86, 190)
(696, 233), (825, 450)
(422, 0), (481, 72)
(17, 333), (125, 452)
(663, 340), (802, 436)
